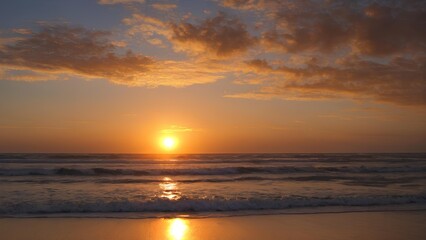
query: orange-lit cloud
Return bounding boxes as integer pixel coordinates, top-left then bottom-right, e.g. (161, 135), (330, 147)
(1, 0), (424, 107)
(98, 0), (145, 5)
(151, 3), (177, 11)
(0, 37), (23, 50)
(0, 68), (62, 81)
(264, 2), (425, 56)
(122, 12), (258, 58)
(161, 125), (194, 134)
(220, 0), (280, 11)
(0, 24), (226, 87)
(170, 12), (257, 57)
(0, 25), (153, 84)
(221, 0), (426, 56)
(12, 28), (32, 35)
(219, 0), (426, 106)
(122, 13), (171, 49)
(227, 56), (426, 105)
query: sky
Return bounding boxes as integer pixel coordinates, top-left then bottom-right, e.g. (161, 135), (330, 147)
(0, 0), (425, 153)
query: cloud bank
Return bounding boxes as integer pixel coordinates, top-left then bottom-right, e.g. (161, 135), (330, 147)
(220, 0), (426, 105)
(235, 56), (426, 105)
(0, 0), (424, 106)
(0, 24), (225, 86)
(170, 12), (257, 57)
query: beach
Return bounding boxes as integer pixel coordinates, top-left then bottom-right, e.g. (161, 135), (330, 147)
(1, 211), (426, 240)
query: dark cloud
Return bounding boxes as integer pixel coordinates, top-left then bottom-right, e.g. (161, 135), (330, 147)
(245, 59), (272, 71)
(0, 25), (155, 85)
(221, 0), (426, 56)
(235, 57), (426, 105)
(271, 1), (425, 55)
(98, 0), (145, 5)
(151, 3), (177, 11)
(2, 1), (424, 106)
(221, 0), (259, 10)
(0, 24), (231, 86)
(220, 0), (280, 10)
(170, 12), (257, 57)
(351, 2), (426, 56)
(221, 0), (426, 106)
(262, 11), (350, 53)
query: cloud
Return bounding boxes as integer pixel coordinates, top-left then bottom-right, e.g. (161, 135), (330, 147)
(0, 68), (62, 81)
(146, 38), (165, 47)
(161, 125), (194, 134)
(137, 60), (227, 87)
(228, 56), (426, 105)
(122, 13), (170, 47)
(122, 12), (259, 57)
(351, 2), (426, 56)
(0, 25), (154, 85)
(151, 3), (177, 11)
(111, 40), (127, 47)
(233, 77), (264, 85)
(2, 0), (424, 107)
(0, 37), (23, 50)
(12, 28), (32, 35)
(217, 0), (426, 106)
(0, 24), (226, 87)
(220, 0), (258, 10)
(261, 1), (426, 56)
(220, 0), (280, 11)
(123, 13), (166, 28)
(170, 12), (257, 57)
(98, 0), (145, 5)
(245, 59), (272, 72)
(220, 0), (426, 56)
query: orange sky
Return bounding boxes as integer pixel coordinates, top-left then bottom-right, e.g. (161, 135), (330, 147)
(0, 0), (425, 153)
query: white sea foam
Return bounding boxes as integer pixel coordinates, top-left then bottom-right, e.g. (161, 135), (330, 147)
(1, 195), (425, 215)
(1, 165), (426, 177)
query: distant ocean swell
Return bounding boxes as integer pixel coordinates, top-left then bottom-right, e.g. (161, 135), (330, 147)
(1, 165), (426, 177)
(0, 176), (424, 187)
(1, 153), (425, 164)
(1, 195), (425, 215)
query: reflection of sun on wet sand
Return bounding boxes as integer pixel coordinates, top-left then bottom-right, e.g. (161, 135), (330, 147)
(1, 211), (426, 240)
(168, 218), (188, 240)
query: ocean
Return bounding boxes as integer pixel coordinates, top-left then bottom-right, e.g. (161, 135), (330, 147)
(0, 153), (425, 218)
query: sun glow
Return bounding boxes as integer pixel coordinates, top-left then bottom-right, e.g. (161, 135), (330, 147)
(162, 136), (177, 150)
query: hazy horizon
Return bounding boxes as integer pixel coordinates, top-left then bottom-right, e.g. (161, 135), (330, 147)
(2, 151), (426, 154)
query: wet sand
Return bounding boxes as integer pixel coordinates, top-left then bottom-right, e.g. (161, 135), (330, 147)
(1, 211), (425, 240)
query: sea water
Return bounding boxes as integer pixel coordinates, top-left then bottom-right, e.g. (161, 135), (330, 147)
(0, 153), (425, 217)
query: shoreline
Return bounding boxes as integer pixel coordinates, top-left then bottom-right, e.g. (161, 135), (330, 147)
(1, 204), (426, 219)
(1, 210), (425, 240)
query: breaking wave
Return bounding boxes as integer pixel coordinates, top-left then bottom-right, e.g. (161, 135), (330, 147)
(1, 194), (425, 215)
(1, 165), (426, 177)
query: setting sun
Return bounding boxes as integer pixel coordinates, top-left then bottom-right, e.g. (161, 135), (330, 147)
(162, 137), (177, 150)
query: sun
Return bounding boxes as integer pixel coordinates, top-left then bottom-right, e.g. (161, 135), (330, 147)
(162, 136), (177, 150)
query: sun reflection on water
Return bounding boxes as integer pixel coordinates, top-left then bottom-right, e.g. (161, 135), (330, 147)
(159, 177), (181, 200)
(168, 218), (188, 240)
